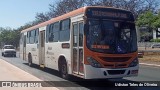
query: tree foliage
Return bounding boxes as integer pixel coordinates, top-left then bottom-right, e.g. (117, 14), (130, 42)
(35, 0), (159, 23)
(136, 11), (160, 29)
(136, 11), (156, 28)
(136, 10), (160, 41)
(152, 12), (160, 29)
(0, 27), (20, 48)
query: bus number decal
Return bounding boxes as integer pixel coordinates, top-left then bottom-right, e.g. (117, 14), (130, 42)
(91, 45), (109, 49)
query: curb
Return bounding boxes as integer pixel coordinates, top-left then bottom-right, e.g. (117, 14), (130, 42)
(140, 63), (160, 67)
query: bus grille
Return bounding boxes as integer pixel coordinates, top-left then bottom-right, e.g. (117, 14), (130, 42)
(107, 70), (125, 75)
(100, 57), (131, 62)
(103, 63), (127, 68)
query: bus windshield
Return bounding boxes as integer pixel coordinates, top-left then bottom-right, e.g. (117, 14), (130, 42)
(86, 19), (137, 54)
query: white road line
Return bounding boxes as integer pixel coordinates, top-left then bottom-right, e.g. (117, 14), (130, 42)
(140, 63), (160, 67)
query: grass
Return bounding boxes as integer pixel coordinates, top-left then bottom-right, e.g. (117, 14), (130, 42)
(138, 47), (160, 63)
(139, 55), (160, 62)
(139, 51), (160, 63)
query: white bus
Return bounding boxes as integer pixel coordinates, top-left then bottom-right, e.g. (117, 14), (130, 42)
(20, 6), (139, 79)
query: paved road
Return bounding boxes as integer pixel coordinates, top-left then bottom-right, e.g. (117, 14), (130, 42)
(0, 52), (160, 90)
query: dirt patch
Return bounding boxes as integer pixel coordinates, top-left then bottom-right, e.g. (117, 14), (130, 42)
(138, 47), (160, 64)
(143, 52), (160, 55)
(139, 54), (160, 65)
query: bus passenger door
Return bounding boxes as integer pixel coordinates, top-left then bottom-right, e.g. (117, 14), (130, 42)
(23, 35), (26, 60)
(73, 21), (84, 75)
(39, 30), (45, 67)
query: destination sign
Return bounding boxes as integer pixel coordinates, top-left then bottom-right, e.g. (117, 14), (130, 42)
(92, 10), (128, 19)
(86, 8), (134, 21)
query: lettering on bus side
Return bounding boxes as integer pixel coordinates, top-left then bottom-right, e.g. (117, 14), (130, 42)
(46, 51), (54, 55)
(31, 48), (36, 51)
(48, 47), (52, 50)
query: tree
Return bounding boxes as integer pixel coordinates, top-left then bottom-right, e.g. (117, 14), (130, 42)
(136, 11), (159, 41)
(136, 11), (156, 28)
(136, 10), (160, 33)
(152, 12), (160, 29)
(48, 0), (85, 17)
(136, 11), (160, 39)
(0, 27), (20, 48)
(34, 0), (160, 25)
(35, 12), (50, 23)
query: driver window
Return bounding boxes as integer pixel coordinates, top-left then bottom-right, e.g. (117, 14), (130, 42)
(88, 20), (101, 44)
(118, 22), (131, 41)
(121, 27), (131, 40)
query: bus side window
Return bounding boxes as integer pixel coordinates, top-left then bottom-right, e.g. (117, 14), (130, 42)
(49, 33), (54, 41)
(35, 29), (39, 43)
(46, 25), (50, 43)
(48, 22), (59, 42)
(79, 22), (84, 46)
(59, 19), (70, 42)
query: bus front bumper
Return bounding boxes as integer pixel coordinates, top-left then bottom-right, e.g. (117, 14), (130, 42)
(84, 65), (139, 79)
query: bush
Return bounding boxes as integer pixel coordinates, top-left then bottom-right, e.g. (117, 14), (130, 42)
(150, 39), (160, 42)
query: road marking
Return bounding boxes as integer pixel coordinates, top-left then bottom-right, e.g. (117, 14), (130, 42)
(140, 63), (160, 67)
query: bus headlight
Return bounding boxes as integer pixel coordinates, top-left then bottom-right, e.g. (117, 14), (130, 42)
(87, 57), (102, 68)
(129, 57), (139, 67)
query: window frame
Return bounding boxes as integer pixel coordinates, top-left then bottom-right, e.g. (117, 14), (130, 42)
(59, 18), (71, 42)
(48, 21), (60, 42)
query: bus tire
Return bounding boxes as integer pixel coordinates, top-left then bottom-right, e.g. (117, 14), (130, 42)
(28, 53), (32, 67)
(60, 59), (69, 79)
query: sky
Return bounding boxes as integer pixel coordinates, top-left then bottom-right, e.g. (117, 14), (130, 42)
(1, 0), (160, 29)
(0, 0), (55, 29)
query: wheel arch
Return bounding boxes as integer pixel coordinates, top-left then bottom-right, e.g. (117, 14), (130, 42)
(28, 52), (32, 61)
(58, 55), (68, 72)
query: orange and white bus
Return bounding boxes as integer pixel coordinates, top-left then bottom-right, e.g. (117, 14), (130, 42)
(19, 6), (139, 79)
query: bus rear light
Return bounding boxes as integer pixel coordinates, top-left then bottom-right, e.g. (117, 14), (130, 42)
(87, 57), (102, 68)
(129, 57), (139, 67)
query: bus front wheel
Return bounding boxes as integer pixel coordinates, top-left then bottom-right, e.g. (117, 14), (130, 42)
(28, 53), (32, 67)
(60, 59), (69, 79)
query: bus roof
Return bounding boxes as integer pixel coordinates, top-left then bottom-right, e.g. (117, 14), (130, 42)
(21, 6), (131, 33)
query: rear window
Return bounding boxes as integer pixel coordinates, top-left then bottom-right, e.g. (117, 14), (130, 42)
(4, 46), (14, 49)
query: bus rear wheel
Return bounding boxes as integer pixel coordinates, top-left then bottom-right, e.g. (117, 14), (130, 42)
(60, 60), (69, 79)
